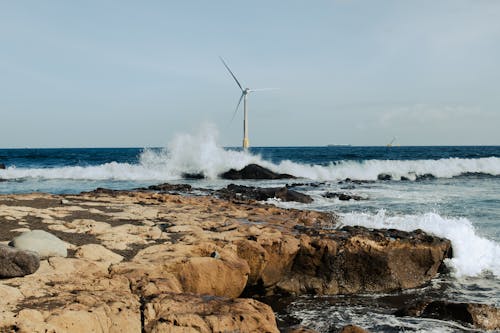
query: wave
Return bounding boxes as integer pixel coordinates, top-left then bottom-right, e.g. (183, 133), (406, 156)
(340, 210), (500, 278)
(1, 126), (500, 181)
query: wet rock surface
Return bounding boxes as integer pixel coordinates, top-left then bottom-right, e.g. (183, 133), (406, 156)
(323, 192), (367, 201)
(221, 163), (296, 180)
(0, 190), (453, 332)
(395, 300), (500, 330)
(217, 184), (314, 203)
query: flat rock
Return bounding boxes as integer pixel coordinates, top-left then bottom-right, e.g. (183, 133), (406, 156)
(220, 163), (295, 180)
(218, 184), (313, 203)
(144, 293), (279, 333)
(10, 230), (68, 259)
(323, 192), (366, 201)
(0, 244), (40, 278)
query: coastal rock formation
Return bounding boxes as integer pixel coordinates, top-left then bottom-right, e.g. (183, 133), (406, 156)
(221, 163), (295, 180)
(0, 163), (5, 169)
(0, 191), (452, 332)
(144, 293), (279, 333)
(338, 325), (370, 333)
(396, 300), (500, 331)
(0, 244), (40, 278)
(11, 230), (68, 258)
(217, 184), (313, 203)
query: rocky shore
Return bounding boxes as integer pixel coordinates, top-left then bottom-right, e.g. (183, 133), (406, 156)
(0, 185), (495, 332)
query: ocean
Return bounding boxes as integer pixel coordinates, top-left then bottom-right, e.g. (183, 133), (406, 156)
(1, 134), (499, 332)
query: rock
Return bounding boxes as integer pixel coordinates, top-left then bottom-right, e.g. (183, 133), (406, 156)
(218, 184), (313, 203)
(74, 244), (123, 265)
(147, 183), (192, 192)
(338, 325), (370, 333)
(182, 172), (205, 179)
(377, 173), (392, 181)
(273, 226), (451, 295)
(323, 192), (366, 201)
(0, 244), (40, 278)
(143, 293), (279, 333)
(10, 230), (68, 258)
(220, 163), (295, 180)
(395, 300), (500, 331)
(0, 163), (5, 169)
(283, 325), (319, 333)
(416, 173), (436, 181)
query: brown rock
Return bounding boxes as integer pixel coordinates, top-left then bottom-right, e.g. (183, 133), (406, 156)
(143, 293), (279, 333)
(220, 163), (295, 180)
(274, 227), (451, 295)
(338, 325), (370, 333)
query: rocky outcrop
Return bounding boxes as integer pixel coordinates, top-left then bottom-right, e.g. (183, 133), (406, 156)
(395, 300), (500, 331)
(145, 183), (192, 192)
(144, 293), (279, 333)
(0, 191), (453, 332)
(272, 226), (451, 295)
(0, 244), (40, 278)
(338, 325), (370, 333)
(220, 164), (295, 180)
(0, 163), (5, 169)
(217, 184), (313, 203)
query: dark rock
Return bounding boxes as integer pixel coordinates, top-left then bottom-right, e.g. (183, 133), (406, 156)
(182, 172), (205, 179)
(220, 164), (295, 180)
(338, 178), (375, 185)
(0, 244), (40, 278)
(217, 184), (313, 204)
(323, 192), (366, 201)
(272, 227), (452, 295)
(147, 183), (192, 192)
(0, 163), (5, 169)
(416, 173), (436, 181)
(400, 176), (410, 181)
(395, 300), (500, 330)
(377, 173), (392, 181)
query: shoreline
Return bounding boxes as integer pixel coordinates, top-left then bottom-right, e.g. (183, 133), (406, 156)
(0, 187), (494, 332)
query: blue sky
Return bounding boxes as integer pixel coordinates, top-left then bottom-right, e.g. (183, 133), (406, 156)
(1, 0), (499, 147)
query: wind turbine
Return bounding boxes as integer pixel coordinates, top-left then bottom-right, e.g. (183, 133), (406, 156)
(220, 57), (274, 149)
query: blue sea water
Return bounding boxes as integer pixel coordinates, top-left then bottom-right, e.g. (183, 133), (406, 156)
(1, 138), (499, 332)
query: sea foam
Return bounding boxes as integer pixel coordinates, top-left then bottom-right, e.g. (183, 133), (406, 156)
(1, 126), (499, 181)
(340, 210), (500, 278)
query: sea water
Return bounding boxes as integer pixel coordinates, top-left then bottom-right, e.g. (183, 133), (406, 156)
(1, 130), (499, 332)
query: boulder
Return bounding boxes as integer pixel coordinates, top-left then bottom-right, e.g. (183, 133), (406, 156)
(10, 230), (68, 258)
(218, 184), (313, 203)
(377, 173), (392, 181)
(182, 172), (205, 179)
(395, 300), (500, 331)
(220, 164), (295, 180)
(0, 163), (5, 169)
(273, 226), (452, 295)
(143, 293), (279, 333)
(0, 244), (40, 278)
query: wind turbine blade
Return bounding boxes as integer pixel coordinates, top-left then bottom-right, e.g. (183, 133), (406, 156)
(219, 56), (243, 91)
(248, 88), (279, 92)
(230, 93), (245, 123)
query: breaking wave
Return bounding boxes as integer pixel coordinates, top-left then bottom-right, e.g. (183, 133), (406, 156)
(340, 210), (500, 278)
(1, 127), (499, 181)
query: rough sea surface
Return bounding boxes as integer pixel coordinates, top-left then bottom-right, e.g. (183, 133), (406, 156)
(1, 132), (499, 332)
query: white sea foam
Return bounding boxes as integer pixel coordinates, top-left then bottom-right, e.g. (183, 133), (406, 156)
(1, 126), (499, 181)
(340, 210), (500, 278)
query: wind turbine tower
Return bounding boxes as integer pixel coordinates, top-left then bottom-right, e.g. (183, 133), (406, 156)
(220, 57), (274, 149)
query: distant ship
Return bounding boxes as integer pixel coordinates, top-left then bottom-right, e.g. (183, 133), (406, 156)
(327, 144), (352, 147)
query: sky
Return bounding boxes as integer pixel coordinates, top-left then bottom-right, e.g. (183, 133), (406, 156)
(1, 0), (499, 148)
